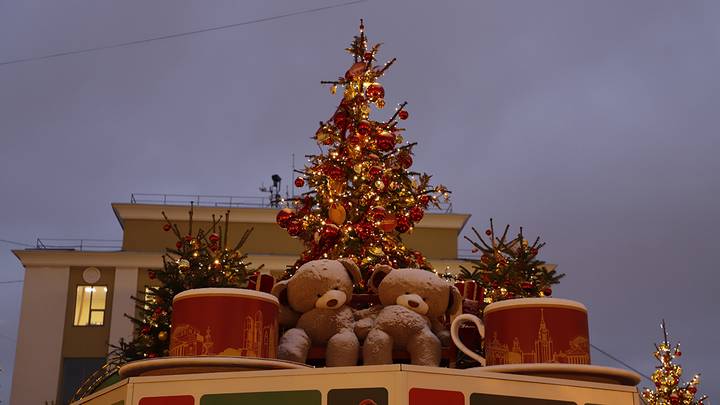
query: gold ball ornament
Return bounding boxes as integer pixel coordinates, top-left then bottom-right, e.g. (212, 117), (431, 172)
(158, 331), (168, 341)
(328, 203), (347, 225)
(177, 259), (190, 269)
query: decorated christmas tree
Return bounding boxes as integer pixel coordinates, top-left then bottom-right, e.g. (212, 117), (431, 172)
(277, 20), (449, 287)
(642, 320), (708, 405)
(116, 206), (257, 362)
(459, 219), (564, 304)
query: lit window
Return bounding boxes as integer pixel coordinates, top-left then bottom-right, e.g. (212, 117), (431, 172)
(73, 285), (107, 326)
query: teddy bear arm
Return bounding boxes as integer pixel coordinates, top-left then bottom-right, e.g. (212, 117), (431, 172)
(278, 328), (312, 364)
(278, 305), (301, 329)
(325, 330), (360, 367)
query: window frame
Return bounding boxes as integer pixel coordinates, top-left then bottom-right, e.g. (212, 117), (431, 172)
(73, 285), (108, 327)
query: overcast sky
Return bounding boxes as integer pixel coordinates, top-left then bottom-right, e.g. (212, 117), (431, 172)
(1, 1), (719, 402)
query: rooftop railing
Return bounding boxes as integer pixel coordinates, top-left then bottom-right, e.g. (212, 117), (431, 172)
(35, 238), (122, 251)
(130, 193), (271, 208)
(129, 193), (453, 213)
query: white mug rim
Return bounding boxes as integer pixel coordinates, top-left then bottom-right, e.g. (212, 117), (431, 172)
(484, 297), (586, 315)
(173, 287), (279, 305)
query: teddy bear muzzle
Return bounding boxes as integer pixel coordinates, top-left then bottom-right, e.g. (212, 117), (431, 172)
(396, 293), (429, 315)
(315, 289), (347, 309)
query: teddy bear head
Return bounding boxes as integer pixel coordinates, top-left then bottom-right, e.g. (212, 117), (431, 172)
(271, 258), (361, 313)
(368, 265), (462, 318)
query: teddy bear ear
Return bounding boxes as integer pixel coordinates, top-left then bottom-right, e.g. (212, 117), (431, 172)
(271, 280), (290, 306)
(368, 264), (394, 292)
(338, 258), (362, 285)
(447, 285), (463, 317)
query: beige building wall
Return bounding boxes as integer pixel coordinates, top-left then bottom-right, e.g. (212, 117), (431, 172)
(108, 267), (139, 353)
(11, 266), (70, 405)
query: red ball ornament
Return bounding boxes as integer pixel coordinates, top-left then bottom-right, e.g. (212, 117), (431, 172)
(162, 223), (172, 232)
(485, 229), (492, 236)
(322, 224), (341, 241)
(409, 206), (424, 222)
(521, 282), (533, 291)
(370, 206), (386, 222)
(376, 132), (396, 151)
(398, 110), (409, 120)
(209, 244), (218, 252)
(184, 235), (193, 242)
(380, 214), (397, 232)
(154, 307), (163, 315)
(418, 194), (430, 207)
(366, 83), (385, 100)
(294, 177), (305, 187)
(209, 233), (220, 242)
(347, 133), (364, 146)
(147, 353), (157, 358)
(363, 52), (374, 61)
(689, 386), (697, 394)
(148, 270), (156, 280)
(530, 248), (539, 256)
(325, 165), (345, 181)
(357, 120), (372, 136)
(333, 111), (349, 129)
(287, 221), (302, 237)
(356, 222), (373, 239)
(141, 325), (151, 335)
(542, 287), (553, 296)
(276, 208), (295, 228)
(368, 165), (383, 178)
(175, 241), (183, 249)
(396, 216), (411, 233)
(396, 152), (413, 169)
(675, 350), (682, 357)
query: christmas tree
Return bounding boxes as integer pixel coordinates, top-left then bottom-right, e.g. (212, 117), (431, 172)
(116, 206), (257, 362)
(642, 320), (708, 405)
(277, 20), (449, 287)
(459, 219), (564, 304)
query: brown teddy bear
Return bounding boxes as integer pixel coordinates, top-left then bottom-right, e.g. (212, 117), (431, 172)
(271, 258), (362, 366)
(362, 265), (462, 366)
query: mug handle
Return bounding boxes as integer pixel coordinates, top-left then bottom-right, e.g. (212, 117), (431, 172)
(450, 313), (486, 366)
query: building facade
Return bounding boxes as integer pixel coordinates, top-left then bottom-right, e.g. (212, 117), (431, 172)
(11, 201), (470, 405)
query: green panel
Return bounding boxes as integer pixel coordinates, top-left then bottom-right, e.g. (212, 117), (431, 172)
(328, 387), (388, 405)
(201, 390), (321, 405)
(471, 393), (576, 405)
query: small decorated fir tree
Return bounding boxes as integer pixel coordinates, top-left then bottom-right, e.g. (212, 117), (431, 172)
(277, 21), (449, 287)
(459, 219), (564, 304)
(642, 320), (708, 405)
(116, 206), (257, 362)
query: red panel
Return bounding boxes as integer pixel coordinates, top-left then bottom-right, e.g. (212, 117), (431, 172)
(409, 388), (463, 405)
(139, 395), (194, 405)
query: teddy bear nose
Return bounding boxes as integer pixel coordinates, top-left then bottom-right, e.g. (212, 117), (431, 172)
(408, 300), (420, 308)
(326, 299), (339, 308)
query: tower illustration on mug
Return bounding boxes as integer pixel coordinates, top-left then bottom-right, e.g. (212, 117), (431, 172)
(485, 309), (590, 365)
(170, 309), (276, 357)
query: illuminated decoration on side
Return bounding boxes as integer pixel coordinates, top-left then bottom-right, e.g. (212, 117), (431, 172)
(642, 320), (708, 405)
